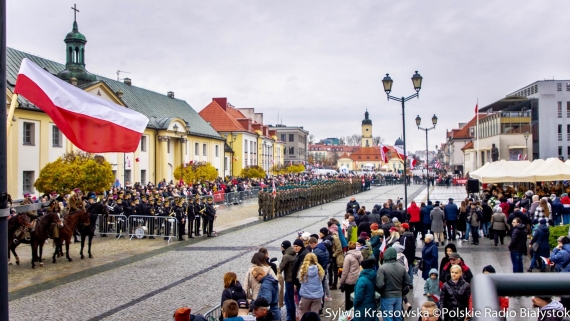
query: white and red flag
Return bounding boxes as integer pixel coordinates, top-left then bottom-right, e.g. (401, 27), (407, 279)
(378, 143), (389, 163)
(272, 180), (277, 197)
(14, 58), (149, 153)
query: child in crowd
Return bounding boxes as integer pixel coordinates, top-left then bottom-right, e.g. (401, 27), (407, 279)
(423, 269), (441, 308)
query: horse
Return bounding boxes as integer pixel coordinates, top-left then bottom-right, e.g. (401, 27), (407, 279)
(30, 212), (61, 268)
(7, 213), (32, 265)
(53, 210), (90, 263)
(79, 202), (107, 259)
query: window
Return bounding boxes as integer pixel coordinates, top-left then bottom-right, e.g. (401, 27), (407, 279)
(289, 147), (294, 154)
(141, 170), (147, 185)
(289, 134), (294, 142)
(224, 157), (228, 169)
(244, 139), (248, 153)
(203, 144), (207, 156)
(23, 122), (35, 145)
(567, 125), (570, 141)
(215, 145), (219, 157)
(559, 125), (563, 141)
(250, 141), (254, 154)
(195, 143), (199, 156)
(568, 146), (570, 158)
(567, 102), (570, 118)
(23, 171), (34, 194)
(558, 102), (563, 118)
(558, 83), (562, 91)
(52, 125), (61, 147)
(280, 134), (286, 142)
(559, 146), (563, 157)
(125, 170), (131, 183)
(140, 136), (147, 152)
(167, 140), (171, 153)
(567, 83), (570, 91)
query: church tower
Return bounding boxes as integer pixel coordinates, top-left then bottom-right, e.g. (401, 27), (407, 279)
(57, 5), (97, 85)
(361, 110), (373, 147)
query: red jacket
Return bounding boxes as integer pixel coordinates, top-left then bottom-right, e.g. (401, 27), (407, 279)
(407, 202), (420, 223)
(499, 202), (510, 216)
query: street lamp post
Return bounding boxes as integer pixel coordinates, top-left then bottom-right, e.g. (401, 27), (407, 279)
(382, 71), (423, 208)
(415, 114), (438, 202)
(524, 131), (530, 160)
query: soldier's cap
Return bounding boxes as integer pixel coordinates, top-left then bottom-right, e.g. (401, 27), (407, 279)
(208, 197), (213, 201)
(142, 196), (147, 200)
(195, 194), (200, 198)
(23, 193), (31, 197)
(89, 195), (97, 199)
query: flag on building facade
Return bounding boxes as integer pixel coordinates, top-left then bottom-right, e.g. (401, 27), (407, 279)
(14, 58), (149, 153)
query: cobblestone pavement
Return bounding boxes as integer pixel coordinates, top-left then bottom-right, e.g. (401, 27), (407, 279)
(8, 185), (542, 321)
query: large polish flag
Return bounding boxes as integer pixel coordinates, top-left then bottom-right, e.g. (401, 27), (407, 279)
(14, 58), (149, 153)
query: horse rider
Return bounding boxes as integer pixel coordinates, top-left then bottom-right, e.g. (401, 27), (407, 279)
(20, 193), (38, 222)
(68, 188), (85, 213)
(46, 199), (62, 239)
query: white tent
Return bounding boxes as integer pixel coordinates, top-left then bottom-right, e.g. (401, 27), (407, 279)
(522, 159), (545, 174)
(510, 160), (531, 171)
(477, 160), (535, 183)
(469, 162), (492, 180)
(529, 158), (570, 181)
(565, 159), (570, 167)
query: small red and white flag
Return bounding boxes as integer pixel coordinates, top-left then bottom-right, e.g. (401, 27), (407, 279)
(271, 159), (274, 164)
(14, 58), (149, 152)
(411, 159), (417, 169)
(379, 237), (387, 254)
(475, 103), (478, 115)
(518, 154), (521, 161)
(524, 154), (528, 160)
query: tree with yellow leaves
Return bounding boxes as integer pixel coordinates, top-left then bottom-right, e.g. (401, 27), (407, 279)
(173, 161), (218, 184)
(240, 165), (266, 179)
(34, 151), (115, 194)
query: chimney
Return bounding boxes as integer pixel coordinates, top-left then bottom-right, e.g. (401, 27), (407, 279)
(167, 91), (174, 99)
(124, 77), (132, 86)
(213, 97), (227, 111)
(70, 77), (78, 86)
(116, 90), (124, 99)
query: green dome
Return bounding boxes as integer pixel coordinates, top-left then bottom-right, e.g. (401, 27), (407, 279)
(64, 21), (86, 43)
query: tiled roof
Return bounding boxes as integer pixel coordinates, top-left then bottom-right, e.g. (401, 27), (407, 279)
(462, 141), (474, 150)
(6, 47), (222, 140)
(199, 99), (269, 136)
(453, 114), (488, 139)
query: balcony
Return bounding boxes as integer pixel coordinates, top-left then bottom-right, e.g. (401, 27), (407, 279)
(559, 133), (563, 141)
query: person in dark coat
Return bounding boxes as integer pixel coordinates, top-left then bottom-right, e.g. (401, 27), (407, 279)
(399, 223), (416, 286)
(440, 265), (471, 321)
(508, 217), (528, 273)
(481, 200), (493, 238)
(551, 197), (564, 226)
(421, 234), (438, 280)
(439, 253), (473, 285)
(292, 239), (310, 288)
(379, 203), (391, 218)
(507, 207), (528, 237)
(346, 198), (360, 214)
(353, 259), (378, 321)
(422, 201), (434, 238)
(443, 198), (459, 240)
(221, 272), (248, 305)
(357, 215), (371, 239)
(529, 219), (551, 272)
(439, 243), (457, 277)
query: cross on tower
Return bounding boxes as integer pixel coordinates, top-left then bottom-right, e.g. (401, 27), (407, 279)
(71, 4), (79, 22)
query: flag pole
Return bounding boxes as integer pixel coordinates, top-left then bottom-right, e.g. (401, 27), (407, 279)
(476, 99), (479, 171)
(0, 0), (10, 318)
(6, 93), (17, 136)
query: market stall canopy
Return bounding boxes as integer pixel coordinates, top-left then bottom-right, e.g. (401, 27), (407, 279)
(470, 162), (492, 180)
(528, 158), (570, 181)
(478, 160), (535, 183)
(522, 159), (545, 175)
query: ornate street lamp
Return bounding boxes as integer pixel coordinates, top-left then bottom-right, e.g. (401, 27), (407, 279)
(416, 114), (437, 202)
(382, 71), (423, 208)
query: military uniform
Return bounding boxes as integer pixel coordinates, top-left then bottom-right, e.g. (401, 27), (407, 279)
(194, 196), (203, 236)
(186, 198), (195, 238)
(174, 199), (186, 241)
(204, 198), (216, 237)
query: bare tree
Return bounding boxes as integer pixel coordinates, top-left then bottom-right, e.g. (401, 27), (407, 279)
(308, 134), (315, 144)
(373, 136), (384, 146)
(339, 137), (346, 145)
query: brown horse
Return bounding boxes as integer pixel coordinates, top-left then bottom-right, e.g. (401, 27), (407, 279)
(7, 213), (32, 265)
(30, 212), (61, 268)
(53, 210), (90, 263)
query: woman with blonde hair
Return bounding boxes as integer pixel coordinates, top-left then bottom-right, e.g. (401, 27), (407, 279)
(221, 272), (247, 305)
(298, 253), (325, 315)
(243, 252), (277, 300)
(534, 198), (551, 221)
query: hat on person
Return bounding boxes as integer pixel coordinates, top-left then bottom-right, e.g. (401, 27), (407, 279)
(250, 297), (270, 310)
(482, 265), (496, 273)
(389, 226), (399, 233)
(532, 219), (539, 225)
(427, 200), (433, 205)
(319, 227), (329, 236)
(435, 201), (440, 206)
(449, 252), (461, 259)
(89, 195), (96, 199)
(525, 190), (534, 197)
(539, 218), (547, 225)
(281, 240), (291, 249)
(358, 232), (369, 239)
(370, 223), (379, 230)
(448, 198), (454, 201)
(173, 307), (191, 321)
(392, 217), (399, 223)
(73, 188), (81, 193)
(301, 232), (311, 240)
(23, 193), (31, 197)
(361, 258), (375, 270)
(401, 223), (410, 230)
(293, 239), (304, 247)
(237, 299), (249, 310)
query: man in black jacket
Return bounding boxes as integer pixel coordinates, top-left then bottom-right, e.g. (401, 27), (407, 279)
(291, 239), (309, 289)
(346, 198), (360, 214)
(508, 217), (527, 273)
(399, 223), (416, 288)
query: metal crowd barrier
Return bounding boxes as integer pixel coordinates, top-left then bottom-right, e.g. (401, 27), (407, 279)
(126, 215), (178, 243)
(225, 192), (240, 206)
(96, 214), (128, 238)
(203, 304), (222, 321)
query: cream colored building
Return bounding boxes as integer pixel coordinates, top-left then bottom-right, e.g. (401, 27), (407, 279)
(6, 20), (226, 197)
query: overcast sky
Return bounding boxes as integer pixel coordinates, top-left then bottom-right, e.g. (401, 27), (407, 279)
(8, 1), (570, 152)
